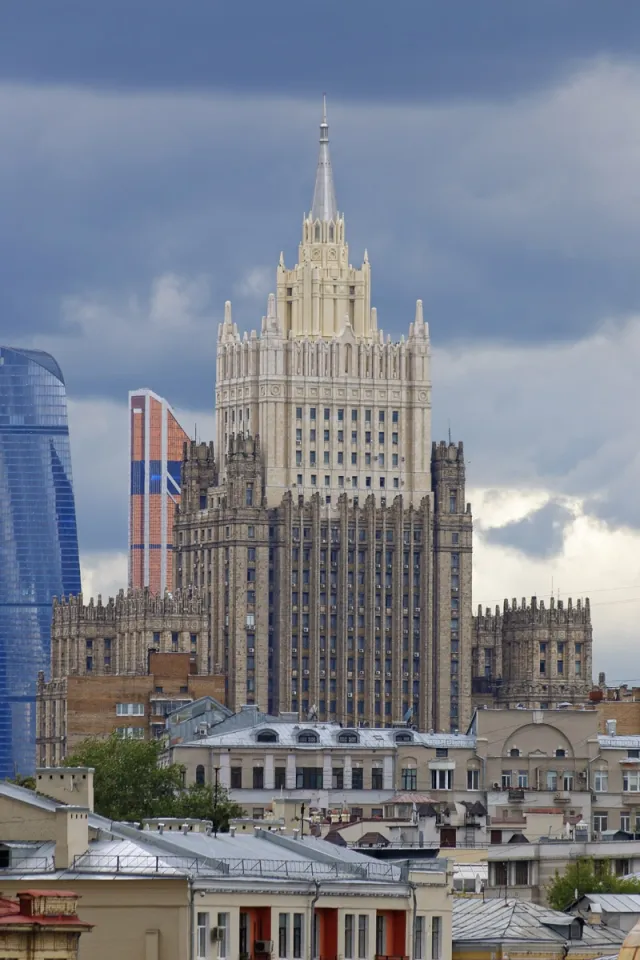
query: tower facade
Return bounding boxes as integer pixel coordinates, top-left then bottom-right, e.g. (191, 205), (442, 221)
(0, 346), (81, 776)
(129, 388), (189, 596)
(175, 102), (473, 731)
(472, 596), (593, 710)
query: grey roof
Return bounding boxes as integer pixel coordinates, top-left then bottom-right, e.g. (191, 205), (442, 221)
(580, 894), (640, 913)
(188, 719), (475, 750)
(310, 96), (337, 222)
(0, 780), (114, 833)
(453, 898), (625, 949)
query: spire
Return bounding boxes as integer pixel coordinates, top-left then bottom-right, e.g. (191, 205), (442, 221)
(310, 94), (338, 222)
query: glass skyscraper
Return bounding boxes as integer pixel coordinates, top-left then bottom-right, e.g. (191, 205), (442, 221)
(0, 347), (81, 777)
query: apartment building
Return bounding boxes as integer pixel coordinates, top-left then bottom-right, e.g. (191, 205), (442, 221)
(37, 652), (225, 765)
(0, 889), (92, 960)
(168, 705), (640, 844)
(0, 768), (453, 960)
(36, 587), (223, 764)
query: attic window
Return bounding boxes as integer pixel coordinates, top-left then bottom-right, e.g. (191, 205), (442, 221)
(338, 731), (359, 744)
(510, 748), (520, 757)
(256, 730), (278, 743)
(395, 732), (413, 743)
(555, 749), (566, 758)
(298, 731), (319, 744)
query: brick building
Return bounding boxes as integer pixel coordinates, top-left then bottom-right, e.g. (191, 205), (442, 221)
(36, 588), (223, 765)
(471, 596), (593, 710)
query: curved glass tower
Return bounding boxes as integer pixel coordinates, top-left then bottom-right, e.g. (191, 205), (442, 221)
(0, 347), (81, 777)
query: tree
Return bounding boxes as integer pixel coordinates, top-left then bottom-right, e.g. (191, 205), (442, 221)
(64, 735), (243, 827)
(7, 774), (36, 790)
(547, 857), (640, 910)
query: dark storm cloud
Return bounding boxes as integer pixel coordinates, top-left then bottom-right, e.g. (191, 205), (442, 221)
(1, 1), (639, 102)
(483, 500), (574, 558)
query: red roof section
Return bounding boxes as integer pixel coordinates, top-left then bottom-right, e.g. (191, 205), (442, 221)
(0, 891), (92, 930)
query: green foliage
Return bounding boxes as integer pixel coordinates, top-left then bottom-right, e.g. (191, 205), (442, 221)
(64, 735), (243, 828)
(7, 774), (36, 790)
(547, 857), (640, 911)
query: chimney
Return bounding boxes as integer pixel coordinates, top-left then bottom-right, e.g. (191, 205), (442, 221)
(606, 719), (617, 737)
(54, 806), (89, 870)
(36, 767), (94, 812)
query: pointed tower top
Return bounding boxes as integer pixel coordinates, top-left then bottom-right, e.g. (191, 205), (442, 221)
(311, 94), (338, 222)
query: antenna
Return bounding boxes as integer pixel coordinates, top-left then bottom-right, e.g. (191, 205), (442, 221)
(448, 420), (452, 445)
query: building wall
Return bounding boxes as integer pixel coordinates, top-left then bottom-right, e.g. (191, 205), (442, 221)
(0, 878), (190, 960)
(37, 653), (225, 765)
(49, 588), (209, 678)
(472, 597), (593, 710)
(597, 701), (640, 735)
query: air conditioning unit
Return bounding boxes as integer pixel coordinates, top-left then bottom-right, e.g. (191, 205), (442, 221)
(320, 670), (326, 677)
(375, 670), (381, 676)
(303, 627), (309, 634)
(254, 940), (273, 954)
(292, 647), (298, 654)
(348, 693), (353, 699)
(248, 647), (255, 654)
(210, 927), (225, 942)
(303, 670), (310, 676)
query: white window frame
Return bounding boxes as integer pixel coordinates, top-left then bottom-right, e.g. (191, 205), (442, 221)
(217, 913), (229, 960)
(196, 911), (209, 960)
(116, 702), (144, 716)
(467, 769), (479, 790)
(594, 769), (609, 793)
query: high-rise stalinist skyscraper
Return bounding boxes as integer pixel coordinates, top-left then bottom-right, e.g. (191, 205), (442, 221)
(174, 100), (473, 732)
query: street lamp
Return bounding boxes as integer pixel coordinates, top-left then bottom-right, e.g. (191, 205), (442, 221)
(213, 767), (220, 838)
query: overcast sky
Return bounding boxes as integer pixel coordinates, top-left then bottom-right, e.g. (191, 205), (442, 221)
(1, 1), (639, 683)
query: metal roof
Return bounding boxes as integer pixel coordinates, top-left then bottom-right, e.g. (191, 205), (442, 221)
(453, 898), (625, 949)
(581, 894), (640, 913)
(187, 720), (475, 750)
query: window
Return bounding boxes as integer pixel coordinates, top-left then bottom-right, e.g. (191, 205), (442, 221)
(493, 862), (508, 885)
(116, 703), (144, 716)
(253, 766), (264, 789)
(246, 483), (254, 506)
(345, 915), (354, 960)
(515, 861), (530, 886)
(332, 767), (344, 789)
(197, 912), (209, 960)
(298, 730), (319, 743)
(432, 916), (442, 960)
(624, 770), (640, 792)
(518, 771), (528, 788)
(414, 916), (425, 960)
(217, 913), (229, 959)
(257, 730), (278, 743)
(275, 767), (286, 789)
(196, 765), (205, 786)
(376, 915), (386, 956)
(372, 767), (383, 789)
(501, 771), (512, 788)
(546, 770), (558, 791)
(338, 730), (359, 744)
(296, 767), (323, 789)
(593, 812), (608, 834)
(509, 747), (520, 757)
(352, 768), (364, 790)
(358, 915), (368, 959)
(293, 914), (303, 959)
(402, 767), (417, 791)
(230, 766), (242, 789)
(621, 812), (631, 833)
(555, 748), (566, 758)
(594, 769), (608, 793)
(279, 913), (289, 959)
(435, 748), (448, 759)
(467, 769), (479, 790)
(116, 726), (144, 739)
(431, 769), (453, 790)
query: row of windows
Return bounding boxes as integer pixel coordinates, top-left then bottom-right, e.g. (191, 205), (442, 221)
(295, 428), (400, 445)
(296, 408), (400, 423)
(295, 474), (401, 490)
(296, 448), (400, 464)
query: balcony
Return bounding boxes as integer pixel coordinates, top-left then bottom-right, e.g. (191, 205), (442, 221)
(508, 788), (525, 802)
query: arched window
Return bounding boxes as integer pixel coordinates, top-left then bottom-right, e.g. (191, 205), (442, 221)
(314, 222), (321, 241)
(329, 224), (334, 241)
(338, 730), (359, 744)
(345, 344), (352, 374)
(195, 765), (205, 786)
(395, 731), (413, 743)
(256, 730), (278, 743)
(509, 747), (520, 757)
(298, 730), (319, 744)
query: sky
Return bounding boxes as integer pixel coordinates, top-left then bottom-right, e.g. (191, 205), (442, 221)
(1, 1), (639, 683)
